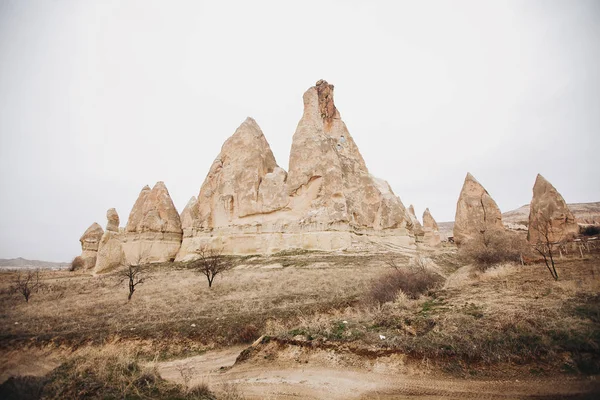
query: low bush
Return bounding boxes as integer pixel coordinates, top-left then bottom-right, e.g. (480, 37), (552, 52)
(368, 266), (444, 304)
(459, 229), (530, 270)
(40, 346), (216, 400)
(580, 225), (600, 237)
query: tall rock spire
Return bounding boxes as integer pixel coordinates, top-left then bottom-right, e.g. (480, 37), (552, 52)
(453, 173), (504, 246)
(528, 174), (578, 243)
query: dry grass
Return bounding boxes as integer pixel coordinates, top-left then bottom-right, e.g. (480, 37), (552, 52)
(1, 249), (599, 384)
(458, 230), (531, 270)
(0, 252), (395, 357)
(35, 342), (215, 399)
(263, 253), (600, 375)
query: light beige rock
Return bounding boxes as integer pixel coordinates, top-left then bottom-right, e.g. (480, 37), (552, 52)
(95, 209), (125, 273)
(528, 174), (579, 243)
(79, 222), (104, 270)
(177, 81), (414, 259)
(122, 182), (182, 264)
(180, 196), (198, 236)
(286, 80), (410, 230)
(453, 173), (504, 246)
(422, 208), (441, 247)
(407, 205), (424, 239)
(106, 208), (120, 232)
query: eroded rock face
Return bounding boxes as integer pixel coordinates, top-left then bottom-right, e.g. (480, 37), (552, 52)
(106, 208), (120, 232)
(423, 208), (441, 247)
(286, 80), (410, 230)
(177, 80), (414, 259)
(193, 117), (286, 228)
(528, 174), (578, 243)
(407, 205), (425, 239)
(95, 209), (125, 274)
(79, 222), (104, 270)
(122, 182), (182, 264)
(453, 173), (504, 246)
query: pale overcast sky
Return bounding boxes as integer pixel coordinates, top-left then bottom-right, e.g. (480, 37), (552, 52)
(0, 0), (598, 261)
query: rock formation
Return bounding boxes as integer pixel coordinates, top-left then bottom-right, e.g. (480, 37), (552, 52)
(407, 205), (424, 240)
(94, 208), (125, 273)
(176, 80), (414, 259)
(106, 208), (120, 232)
(79, 222), (104, 270)
(528, 174), (578, 243)
(123, 182), (182, 264)
(453, 173), (504, 246)
(422, 208), (441, 247)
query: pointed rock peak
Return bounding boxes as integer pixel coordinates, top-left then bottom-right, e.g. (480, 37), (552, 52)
(408, 205), (417, 217)
(185, 196), (197, 207)
(231, 117), (265, 140)
(533, 173), (550, 188)
(464, 172), (479, 184)
(315, 79), (337, 122)
(153, 181), (167, 189)
(126, 185), (152, 232)
(528, 172), (577, 243)
(423, 208), (438, 228)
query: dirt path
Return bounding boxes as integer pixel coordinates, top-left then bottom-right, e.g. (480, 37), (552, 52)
(155, 346), (600, 399)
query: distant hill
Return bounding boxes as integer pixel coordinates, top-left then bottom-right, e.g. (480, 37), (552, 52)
(437, 201), (600, 240)
(0, 257), (69, 270)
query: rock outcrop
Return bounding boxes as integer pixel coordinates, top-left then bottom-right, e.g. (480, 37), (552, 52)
(106, 208), (120, 232)
(407, 205), (425, 240)
(528, 174), (578, 243)
(79, 222), (104, 270)
(94, 208), (125, 273)
(453, 173), (504, 246)
(422, 208), (441, 247)
(177, 80), (414, 259)
(123, 182), (182, 264)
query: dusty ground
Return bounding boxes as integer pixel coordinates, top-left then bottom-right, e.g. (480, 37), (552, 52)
(156, 344), (600, 399)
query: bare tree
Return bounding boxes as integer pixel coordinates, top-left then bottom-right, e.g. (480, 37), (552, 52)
(188, 246), (232, 288)
(119, 255), (150, 301)
(11, 270), (42, 302)
(529, 213), (561, 281)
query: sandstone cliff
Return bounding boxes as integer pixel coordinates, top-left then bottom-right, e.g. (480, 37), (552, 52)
(453, 173), (504, 246)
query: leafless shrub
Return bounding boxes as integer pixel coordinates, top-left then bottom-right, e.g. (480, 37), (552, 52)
(529, 213), (562, 280)
(119, 255), (151, 301)
(368, 258), (444, 304)
(459, 229), (529, 270)
(11, 270), (42, 302)
(69, 256), (85, 271)
(188, 246), (233, 288)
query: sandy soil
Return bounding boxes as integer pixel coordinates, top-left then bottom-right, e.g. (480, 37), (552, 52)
(0, 347), (64, 383)
(156, 346), (600, 400)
